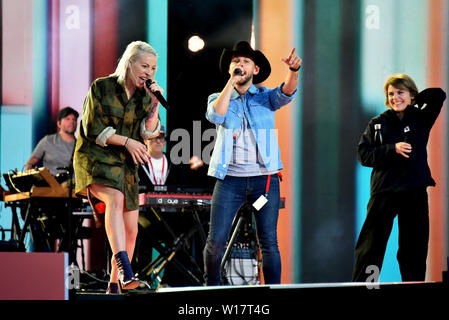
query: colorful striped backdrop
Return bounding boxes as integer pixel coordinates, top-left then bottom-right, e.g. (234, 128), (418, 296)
(1, 0), (447, 283)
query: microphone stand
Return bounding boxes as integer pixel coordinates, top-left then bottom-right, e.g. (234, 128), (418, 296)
(67, 165), (74, 265)
(57, 161), (76, 263)
(66, 163), (76, 300)
(56, 161), (76, 299)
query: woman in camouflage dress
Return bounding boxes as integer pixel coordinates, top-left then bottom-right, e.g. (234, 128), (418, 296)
(74, 41), (162, 293)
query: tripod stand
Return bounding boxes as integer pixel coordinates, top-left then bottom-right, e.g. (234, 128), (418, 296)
(135, 205), (208, 288)
(220, 203), (261, 285)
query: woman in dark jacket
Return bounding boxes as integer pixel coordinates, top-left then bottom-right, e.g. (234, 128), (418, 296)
(352, 74), (446, 282)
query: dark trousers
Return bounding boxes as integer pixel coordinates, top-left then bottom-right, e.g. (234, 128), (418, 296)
(352, 188), (429, 282)
(203, 174), (281, 285)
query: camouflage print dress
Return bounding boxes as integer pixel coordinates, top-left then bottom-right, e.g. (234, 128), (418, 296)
(74, 76), (152, 211)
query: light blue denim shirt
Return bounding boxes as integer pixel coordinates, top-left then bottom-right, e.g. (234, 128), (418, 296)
(206, 83), (296, 179)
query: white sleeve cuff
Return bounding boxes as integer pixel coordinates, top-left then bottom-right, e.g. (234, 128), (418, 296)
(141, 118), (161, 140)
(95, 126), (116, 147)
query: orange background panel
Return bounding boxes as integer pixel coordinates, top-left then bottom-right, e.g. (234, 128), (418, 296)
(426, 0), (447, 282)
(259, 0), (294, 284)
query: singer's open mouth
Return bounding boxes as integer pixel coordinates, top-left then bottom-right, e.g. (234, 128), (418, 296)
(139, 77), (149, 86)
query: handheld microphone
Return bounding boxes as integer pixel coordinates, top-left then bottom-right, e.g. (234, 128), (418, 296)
(145, 79), (170, 110)
(374, 124), (383, 145)
(234, 68), (242, 75)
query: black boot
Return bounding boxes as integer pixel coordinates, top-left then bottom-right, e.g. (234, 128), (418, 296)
(114, 251), (140, 290)
(106, 282), (121, 294)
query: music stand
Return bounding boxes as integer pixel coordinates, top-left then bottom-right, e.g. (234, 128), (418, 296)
(4, 168), (56, 250)
(2, 167), (81, 254)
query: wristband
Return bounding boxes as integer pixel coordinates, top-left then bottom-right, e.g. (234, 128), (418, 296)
(124, 137), (130, 147)
(289, 66), (301, 72)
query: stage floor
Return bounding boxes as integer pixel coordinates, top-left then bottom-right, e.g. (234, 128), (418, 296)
(73, 281), (449, 317)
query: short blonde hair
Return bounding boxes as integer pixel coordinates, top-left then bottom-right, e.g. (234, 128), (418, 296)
(383, 74), (419, 107)
(111, 41), (157, 85)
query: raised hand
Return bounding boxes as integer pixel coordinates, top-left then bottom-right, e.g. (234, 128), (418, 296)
(281, 48), (302, 71)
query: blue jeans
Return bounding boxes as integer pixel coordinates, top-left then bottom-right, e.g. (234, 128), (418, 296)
(203, 174), (281, 285)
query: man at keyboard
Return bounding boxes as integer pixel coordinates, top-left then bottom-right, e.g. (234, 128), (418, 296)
(25, 107), (79, 176)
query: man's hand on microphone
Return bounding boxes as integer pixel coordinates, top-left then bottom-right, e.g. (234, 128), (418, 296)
(230, 67), (244, 86)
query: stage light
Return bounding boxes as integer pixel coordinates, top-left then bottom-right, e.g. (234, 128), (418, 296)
(250, 24), (256, 49)
(188, 35), (205, 52)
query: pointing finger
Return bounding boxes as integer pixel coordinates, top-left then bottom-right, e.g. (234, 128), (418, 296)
(287, 48), (296, 60)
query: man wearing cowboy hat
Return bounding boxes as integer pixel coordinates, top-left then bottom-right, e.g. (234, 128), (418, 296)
(203, 41), (302, 285)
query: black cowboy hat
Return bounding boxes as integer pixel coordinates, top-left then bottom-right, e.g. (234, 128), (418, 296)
(219, 41), (271, 84)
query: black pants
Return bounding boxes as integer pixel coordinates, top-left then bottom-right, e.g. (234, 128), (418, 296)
(352, 188), (429, 282)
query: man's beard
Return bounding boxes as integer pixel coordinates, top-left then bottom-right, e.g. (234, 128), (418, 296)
(237, 73), (253, 86)
(61, 127), (76, 135)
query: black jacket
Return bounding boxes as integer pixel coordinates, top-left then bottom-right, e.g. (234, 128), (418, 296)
(358, 88), (446, 196)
